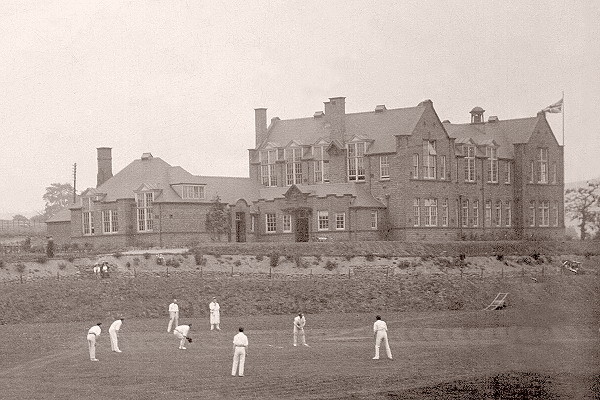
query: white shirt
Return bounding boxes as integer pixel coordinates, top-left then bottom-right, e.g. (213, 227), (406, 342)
(109, 320), (122, 332)
(233, 332), (248, 347)
(169, 302), (179, 312)
(88, 325), (101, 336)
(373, 320), (388, 333)
(294, 315), (306, 329)
(174, 325), (190, 336)
(209, 301), (220, 312)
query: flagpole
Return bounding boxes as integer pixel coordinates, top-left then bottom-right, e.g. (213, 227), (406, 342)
(562, 90), (565, 146)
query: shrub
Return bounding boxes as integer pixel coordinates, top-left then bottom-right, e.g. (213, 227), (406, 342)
(71, 243), (79, 252)
(324, 260), (338, 271)
(133, 257), (140, 266)
(496, 254), (504, 261)
(35, 255), (48, 264)
(15, 263), (26, 274)
(58, 262), (67, 270)
(312, 260), (319, 266)
(294, 255), (308, 269)
(433, 257), (453, 269)
(194, 251), (204, 266)
(269, 252), (280, 268)
(316, 254), (322, 262)
(67, 254), (76, 263)
(285, 254), (295, 262)
(256, 255), (264, 262)
(113, 252), (123, 259)
(143, 253), (151, 260)
(365, 253), (375, 262)
(345, 254), (353, 261)
(234, 260), (242, 267)
(0, 259), (4, 269)
(166, 258), (180, 268)
(397, 260), (412, 269)
(125, 261), (131, 269)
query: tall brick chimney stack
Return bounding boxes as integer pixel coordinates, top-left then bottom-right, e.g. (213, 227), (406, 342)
(97, 147), (113, 188)
(324, 97), (346, 143)
(254, 108), (268, 148)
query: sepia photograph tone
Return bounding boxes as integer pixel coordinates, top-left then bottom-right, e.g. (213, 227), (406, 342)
(0, 1), (598, 399)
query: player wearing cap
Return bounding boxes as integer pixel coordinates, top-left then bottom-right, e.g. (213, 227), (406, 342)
(87, 323), (102, 361)
(109, 318), (124, 352)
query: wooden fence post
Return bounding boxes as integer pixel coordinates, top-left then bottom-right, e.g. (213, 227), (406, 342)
(269, 267), (272, 279)
(348, 268), (351, 279)
(166, 267), (169, 278)
(231, 265), (234, 277)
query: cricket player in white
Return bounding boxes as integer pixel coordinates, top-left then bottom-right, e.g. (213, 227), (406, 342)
(87, 323), (102, 361)
(232, 327), (248, 377)
(109, 318), (124, 352)
(293, 313), (309, 347)
(167, 299), (179, 332)
(372, 315), (393, 360)
(173, 324), (191, 350)
(209, 297), (221, 331)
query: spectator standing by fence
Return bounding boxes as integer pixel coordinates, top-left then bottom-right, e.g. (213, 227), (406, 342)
(46, 236), (54, 258)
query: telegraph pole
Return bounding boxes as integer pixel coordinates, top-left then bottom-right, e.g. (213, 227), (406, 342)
(73, 163), (77, 204)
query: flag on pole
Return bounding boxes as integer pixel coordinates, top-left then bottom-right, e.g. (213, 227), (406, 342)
(542, 98), (563, 113)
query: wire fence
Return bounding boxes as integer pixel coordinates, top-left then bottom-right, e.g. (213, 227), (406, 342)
(0, 220), (46, 234)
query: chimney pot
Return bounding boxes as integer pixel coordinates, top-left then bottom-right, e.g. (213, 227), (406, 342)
(488, 116), (499, 122)
(375, 105), (386, 113)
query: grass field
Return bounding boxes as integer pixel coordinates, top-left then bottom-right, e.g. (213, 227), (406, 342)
(1, 306), (598, 399)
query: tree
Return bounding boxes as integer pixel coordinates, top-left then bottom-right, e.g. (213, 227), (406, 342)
(205, 196), (231, 242)
(565, 181), (600, 240)
(12, 214), (29, 226)
(42, 183), (74, 219)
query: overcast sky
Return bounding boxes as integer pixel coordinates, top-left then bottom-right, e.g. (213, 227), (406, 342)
(1, 0), (598, 217)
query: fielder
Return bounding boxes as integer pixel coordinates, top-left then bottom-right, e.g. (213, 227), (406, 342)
(231, 327), (248, 377)
(167, 299), (179, 332)
(209, 297), (221, 331)
(109, 318), (124, 352)
(87, 322), (102, 361)
(293, 312), (309, 347)
(173, 324), (192, 350)
(372, 315), (393, 360)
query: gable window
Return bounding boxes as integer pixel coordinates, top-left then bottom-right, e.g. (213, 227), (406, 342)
(461, 199), (469, 228)
(424, 199), (438, 226)
(371, 210), (378, 229)
(82, 197), (94, 235)
(285, 148), (303, 186)
(283, 214), (292, 233)
(504, 161), (511, 184)
(472, 200), (479, 227)
(336, 213), (346, 230)
(465, 145), (475, 182)
(504, 201), (512, 227)
(494, 200), (502, 227)
(265, 213), (276, 233)
(538, 148), (548, 184)
(441, 199), (449, 227)
(318, 211), (329, 231)
(182, 185), (205, 200)
(347, 142), (366, 181)
(260, 150), (278, 187)
(540, 201), (550, 226)
(529, 201), (536, 226)
(136, 192), (154, 232)
(486, 147), (498, 183)
(380, 156), (390, 180)
(439, 155), (447, 180)
(413, 199), (421, 226)
(313, 146), (329, 184)
(485, 200), (492, 227)
(412, 154), (419, 179)
(423, 140), (437, 179)
(102, 210), (118, 233)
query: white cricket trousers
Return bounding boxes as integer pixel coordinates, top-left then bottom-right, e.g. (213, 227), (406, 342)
(293, 326), (306, 345)
(174, 331), (186, 348)
(231, 347), (246, 376)
(87, 333), (97, 360)
(374, 331), (393, 359)
(167, 311), (179, 332)
(109, 329), (119, 351)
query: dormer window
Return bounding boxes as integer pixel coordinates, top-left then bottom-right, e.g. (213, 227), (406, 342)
(285, 147), (303, 186)
(182, 185), (205, 200)
(136, 192), (154, 232)
(347, 142), (366, 181)
(486, 146), (498, 183)
(313, 145), (330, 183)
(464, 145), (476, 182)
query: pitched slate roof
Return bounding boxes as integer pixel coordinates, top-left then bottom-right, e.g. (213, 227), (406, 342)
(89, 155), (258, 206)
(46, 209), (72, 223)
(257, 183), (386, 208)
(443, 115), (540, 159)
(263, 105), (426, 155)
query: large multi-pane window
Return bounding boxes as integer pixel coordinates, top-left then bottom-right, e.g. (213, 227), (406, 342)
(529, 201), (536, 226)
(486, 147), (498, 183)
(439, 155), (447, 180)
(313, 146), (329, 183)
(461, 199), (469, 227)
(538, 148), (548, 184)
(335, 213), (346, 230)
(102, 210), (118, 234)
(540, 201), (550, 226)
(424, 199), (438, 226)
(423, 140), (437, 179)
(465, 146), (475, 182)
(380, 156), (390, 180)
(441, 199), (448, 227)
(371, 211), (378, 229)
(182, 185), (205, 199)
(136, 192), (154, 232)
(260, 150), (278, 187)
(318, 211), (329, 231)
(529, 161), (535, 183)
(472, 200), (479, 227)
(504, 201), (512, 227)
(347, 142), (366, 181)
(494, 200), (502, 227)
(283, 214), (292, 233)
(485, 200), (492, 227)
(413, 198), (421, 226)
(285, 148), (303, 186)
(82, 197), (94, 235)
(412, 154), (419, 179)
(265, 213), (277, 233)
(504, 161), (511, 184)
(552, 202), (559, 226)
